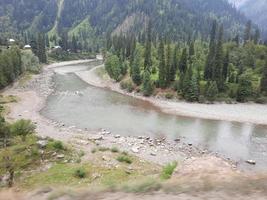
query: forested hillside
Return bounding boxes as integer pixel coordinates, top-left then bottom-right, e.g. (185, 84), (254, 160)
(0, 0), (250, 48)
(105, 20), (267, 103)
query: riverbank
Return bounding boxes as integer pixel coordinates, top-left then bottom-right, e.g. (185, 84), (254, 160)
(79, 65), (267, 126)
(3, 59), (212, 165)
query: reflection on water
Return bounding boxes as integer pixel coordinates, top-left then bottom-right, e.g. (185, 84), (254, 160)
(41, 63), (267, 172)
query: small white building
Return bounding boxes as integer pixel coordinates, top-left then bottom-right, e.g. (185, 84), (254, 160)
(9, 39), (15, 43)
(23, 44), (31, 49)
(53, 46), (62, 49)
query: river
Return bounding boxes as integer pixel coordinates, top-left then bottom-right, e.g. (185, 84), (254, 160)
(41, 61), (267, 172)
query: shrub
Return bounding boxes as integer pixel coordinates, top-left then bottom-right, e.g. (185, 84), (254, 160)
(255, 96), (267, 104)
(10, 119), (36, 141)
(117, 155), (132, 164)
(91, 148), (97, 153)
(120, 79), (134, 93)
(160, 162), (177, 180)
(165, 93), (174, 99)
(52, 141), (64, 150)
(74, 168), (86, 178)
(98, 147), (110, 152)
(111, 147), (119, 153)
(21, 50), (41, 73)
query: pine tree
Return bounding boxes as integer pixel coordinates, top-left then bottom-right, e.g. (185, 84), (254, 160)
(236, 73), (253, 102)
(71, 35), (78, 53)
(170, 45), (178, 82)
(189, 41), (195, 57)
(165, 43), (172, 86)
(179, 48), (188, 74)
(37, 33), (47, 63)
(261, 57), (267, 94)
(45, 34), (50, 48)
(204, 20), (217, 80)
(222, 51), (229, 82)
(244, 20), (252, 44)
(142, 70), (154, 96)
(234, 34), (239, 46)
(144, 21), (152, 72)
(131, 47), (142, 86)
(214, 25), (224, 91)
(158, 38), (166, 88)
(205, 81), (219, 102)
(253, 29), (260, 44)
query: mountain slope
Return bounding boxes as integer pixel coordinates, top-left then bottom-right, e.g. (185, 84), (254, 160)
(0, 0), (249, 42)
(228, 0), (267, 31)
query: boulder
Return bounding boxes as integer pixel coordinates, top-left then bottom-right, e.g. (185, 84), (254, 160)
(150, 152), (157, 156)
(56, 154), (65, 159)
(89, 135), (103, 141)
(246, 160), (256, 165)
(131, 147), (139, 153)
(37, 140), (48, 148)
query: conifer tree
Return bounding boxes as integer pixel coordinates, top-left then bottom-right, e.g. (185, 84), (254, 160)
(158, 38), (166, 88)
(261, 57), (267, 94)
(214, 25), (224, 91)
(204, 21), (217, 80)
(223, 51), (229, 82)
(253, 29), (260, 44)
(205, 81), (219, 102)
(142, 70), (154, 96)
(144, 21), (152, 72)
(179, 48), (188, 74)
(244, 20), (252, 44)
(131, 47), (142, 86)
(170, 45), (178, 81)
(71, 35), (78, 53)
(236, 73), (253, 102)
(37, 33), (47, 63)
(165, 43), (172, 86)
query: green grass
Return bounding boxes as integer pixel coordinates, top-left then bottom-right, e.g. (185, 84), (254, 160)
(74, 168), (87, 178)
(160, 162), (177, 180)
(19, 162), (143, 189)
(20, 164), (93, 188)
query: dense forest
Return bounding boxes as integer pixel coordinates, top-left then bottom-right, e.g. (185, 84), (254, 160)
(0, 0), (258, 52)
(105, 20), (267, 103)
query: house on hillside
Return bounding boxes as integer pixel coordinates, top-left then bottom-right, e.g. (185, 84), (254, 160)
(23, 44), (31, 49)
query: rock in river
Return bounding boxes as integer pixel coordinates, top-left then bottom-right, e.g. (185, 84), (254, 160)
(246, 160), (256, 165)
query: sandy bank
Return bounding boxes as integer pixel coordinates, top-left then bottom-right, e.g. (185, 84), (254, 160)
(78, 65), (267, 126)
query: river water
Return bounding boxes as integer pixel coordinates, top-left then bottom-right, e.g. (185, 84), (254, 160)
(41, 61), (267, 172)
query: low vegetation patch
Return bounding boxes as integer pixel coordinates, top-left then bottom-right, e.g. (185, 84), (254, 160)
(74, 168), (87, 179)
(122, 178), (162, 193)
(116, 155), (132, 164)
(111, 147), (119, 153)
(160, 162), (177, 180)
